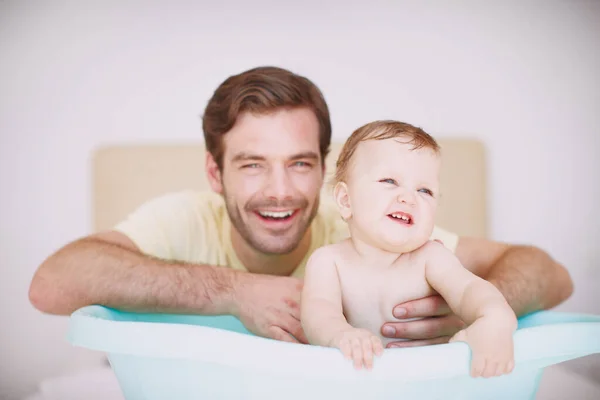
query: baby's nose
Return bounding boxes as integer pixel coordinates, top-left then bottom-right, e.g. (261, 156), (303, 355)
(397, 190), (416, 205)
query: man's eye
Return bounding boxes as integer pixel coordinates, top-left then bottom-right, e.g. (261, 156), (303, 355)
(379, 178), (397, 185)
(242, 163), (260, 169)
(418, 188), (433, 196)
(291, 161), (313, 171)
(294, 161), (310, 167)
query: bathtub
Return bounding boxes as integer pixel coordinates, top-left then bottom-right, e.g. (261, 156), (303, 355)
(68, 306), (600, 400)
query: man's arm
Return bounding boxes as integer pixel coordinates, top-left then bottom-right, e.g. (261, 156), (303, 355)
(29, 230), (238, 315)
(455, 237), (573, 315)
(28, 230), (307, 343)
(381, 237), (573, 346)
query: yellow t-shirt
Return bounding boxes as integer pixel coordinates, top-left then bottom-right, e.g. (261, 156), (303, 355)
(114, 190), (459, 278)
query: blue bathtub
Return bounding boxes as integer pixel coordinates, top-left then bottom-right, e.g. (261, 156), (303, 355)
(68, 306), (600, 399)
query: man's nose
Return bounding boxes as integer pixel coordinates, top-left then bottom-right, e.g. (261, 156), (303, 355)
(263, 167), (294, 201)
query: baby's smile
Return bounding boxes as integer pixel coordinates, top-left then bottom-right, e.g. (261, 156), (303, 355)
(387, 211), (413, 225)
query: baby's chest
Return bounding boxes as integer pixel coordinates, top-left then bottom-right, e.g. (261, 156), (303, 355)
(338, 262), (434, 320)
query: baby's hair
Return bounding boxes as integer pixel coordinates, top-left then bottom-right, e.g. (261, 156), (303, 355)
(333, 120), (440, 185)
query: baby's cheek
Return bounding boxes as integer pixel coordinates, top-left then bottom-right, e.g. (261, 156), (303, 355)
(421, 207), (436, 225)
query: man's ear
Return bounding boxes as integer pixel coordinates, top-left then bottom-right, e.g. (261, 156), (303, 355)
(333, 181), (352, 221)
(205, 152), (223, 194)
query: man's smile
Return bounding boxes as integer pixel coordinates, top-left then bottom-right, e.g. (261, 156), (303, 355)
(252, 209), (300, 229)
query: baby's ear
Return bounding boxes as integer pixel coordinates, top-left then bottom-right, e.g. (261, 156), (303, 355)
(333, 181), (352, 220)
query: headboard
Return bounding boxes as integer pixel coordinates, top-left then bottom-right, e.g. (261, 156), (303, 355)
(92, 140), (487, 238)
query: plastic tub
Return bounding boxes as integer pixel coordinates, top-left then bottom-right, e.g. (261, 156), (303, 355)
(68, 306), (600, 399)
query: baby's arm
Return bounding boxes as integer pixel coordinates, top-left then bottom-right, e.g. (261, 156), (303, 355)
(301, 246), (383, 369)
(423, 241), (517, 377)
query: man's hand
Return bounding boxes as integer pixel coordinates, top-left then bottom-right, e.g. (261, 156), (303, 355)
(381, 295), (466, 348)
(231, 273), (308, 344)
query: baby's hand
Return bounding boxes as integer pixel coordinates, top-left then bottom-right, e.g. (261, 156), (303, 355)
(330, 328), (384, 370)
(450, 317), (515, 378)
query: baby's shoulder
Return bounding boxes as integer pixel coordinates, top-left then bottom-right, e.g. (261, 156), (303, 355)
(304, 243), (347, 279)
(411, 239), (455, 263)
(307, 242), (343, 266)
(308, 239), (354, 266)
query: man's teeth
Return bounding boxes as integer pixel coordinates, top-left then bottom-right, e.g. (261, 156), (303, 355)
(391, 213), (411, 222)
(259, 210), (293, 219)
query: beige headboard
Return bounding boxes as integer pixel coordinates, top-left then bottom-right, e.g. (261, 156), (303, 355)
(92, 140), (487, 238)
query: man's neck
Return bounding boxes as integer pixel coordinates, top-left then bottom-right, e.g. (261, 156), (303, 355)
(230, 228), (312, 276)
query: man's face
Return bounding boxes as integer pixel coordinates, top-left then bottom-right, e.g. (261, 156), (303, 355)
(215, 107), (324, 255)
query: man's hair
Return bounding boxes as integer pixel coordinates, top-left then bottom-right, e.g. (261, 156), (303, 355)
(333, 120), (440, 184)
(202, 66), (332, 168)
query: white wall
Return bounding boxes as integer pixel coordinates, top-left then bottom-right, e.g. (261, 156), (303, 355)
(1, 0), (599, 398)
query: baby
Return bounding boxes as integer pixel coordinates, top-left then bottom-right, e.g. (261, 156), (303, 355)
(301, 120), (517, 378)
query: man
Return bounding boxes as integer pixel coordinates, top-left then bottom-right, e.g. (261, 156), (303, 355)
(29, 66), (573, 347)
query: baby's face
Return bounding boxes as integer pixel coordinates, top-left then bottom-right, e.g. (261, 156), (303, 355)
(341, 138), (440, 253)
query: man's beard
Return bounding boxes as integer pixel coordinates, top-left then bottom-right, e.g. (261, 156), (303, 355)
(222, 189), (320, 255)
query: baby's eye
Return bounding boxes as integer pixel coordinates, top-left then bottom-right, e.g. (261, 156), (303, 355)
(418, 188), (434, 196)
(379, 178), (397, 185)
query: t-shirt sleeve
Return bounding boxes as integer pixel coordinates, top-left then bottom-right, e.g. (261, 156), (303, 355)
(113, 191), (201, 261)
(430, 225), (460, 253)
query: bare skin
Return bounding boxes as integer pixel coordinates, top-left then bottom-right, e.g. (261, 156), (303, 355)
(30, 108), (324, 344)
(29, 230), (308, 344)
(29, 228), (569, 348)
(383, 237), (573, 347)
(302, 240), (516, 376)
(301, 137), (517, 376)
(28, 108), (573, 348)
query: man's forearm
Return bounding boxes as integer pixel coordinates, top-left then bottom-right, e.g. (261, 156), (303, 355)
(29, 237), (240, 316)
(485, 245), (573, 316)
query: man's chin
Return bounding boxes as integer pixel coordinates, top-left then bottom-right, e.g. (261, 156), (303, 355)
(251, 236), (302, 255)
